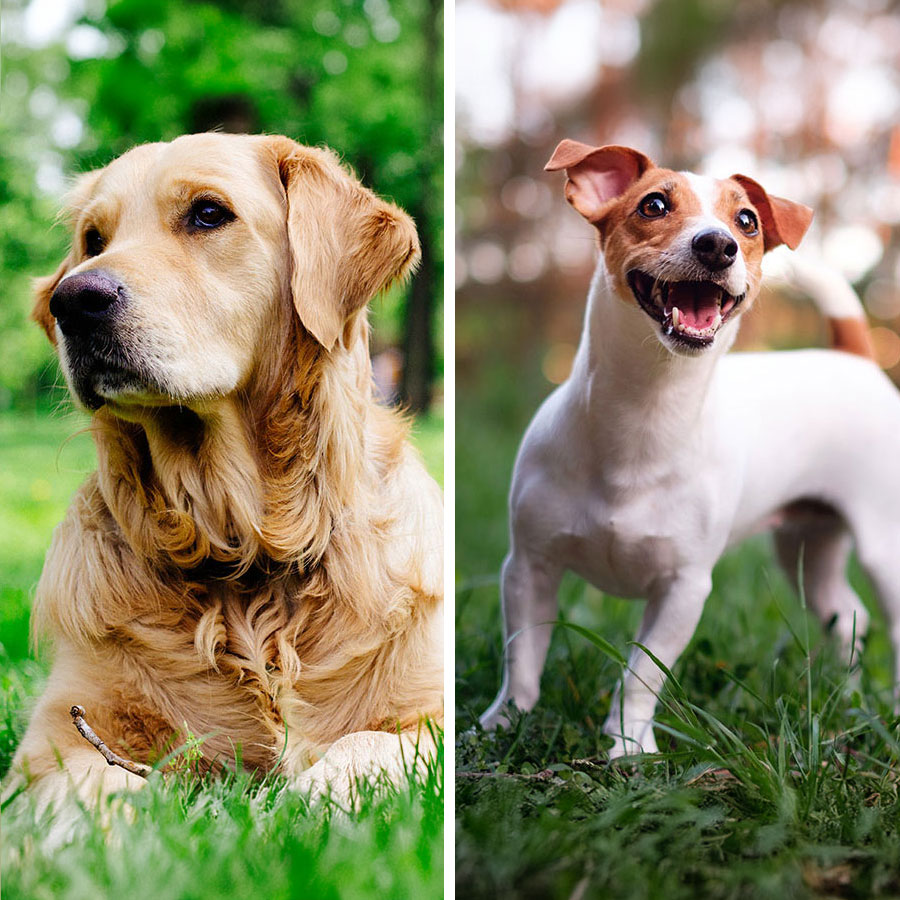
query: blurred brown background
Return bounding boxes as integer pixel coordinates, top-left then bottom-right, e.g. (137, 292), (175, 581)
(456, 0), (900, 395)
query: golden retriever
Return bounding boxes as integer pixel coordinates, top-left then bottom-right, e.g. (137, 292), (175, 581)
(8, 133), (443, 825)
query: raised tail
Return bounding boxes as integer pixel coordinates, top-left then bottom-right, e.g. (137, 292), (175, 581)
(765, 250), (875, 359)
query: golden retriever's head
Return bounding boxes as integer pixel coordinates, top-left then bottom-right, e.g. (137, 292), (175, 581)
(34, 133), (419, 415)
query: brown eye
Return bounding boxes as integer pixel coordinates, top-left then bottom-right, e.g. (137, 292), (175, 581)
(736, 209), (759, 236)
(84, 227), (105, 257)
(189, 199), (234, 230)
(638, 193), (669, 218)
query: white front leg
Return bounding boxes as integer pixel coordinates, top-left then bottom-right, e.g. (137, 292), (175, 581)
(604, 572), (712, 758)
(480, 550), (564, 730)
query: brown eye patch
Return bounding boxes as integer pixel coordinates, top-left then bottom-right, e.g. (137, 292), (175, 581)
(638, 192), (669, 219)
(735, 208), (759, 236)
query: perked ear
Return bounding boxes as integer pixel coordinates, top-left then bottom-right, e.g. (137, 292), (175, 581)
(545, 139), (654, 223)
(269, 137), (420, 351)
(730, 174), (813, 252)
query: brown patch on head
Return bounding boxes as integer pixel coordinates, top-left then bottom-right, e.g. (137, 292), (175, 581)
(596, 170), (708, 293)
(714, 184), (759, 234)
(545, 141), (709, 285)
(708, 181), (767, 275)
(730, 174), (813, 251)
(546, 138), (812, 266)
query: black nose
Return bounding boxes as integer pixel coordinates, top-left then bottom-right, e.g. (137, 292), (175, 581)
(48, 270), (124, 337)
(691, 228), (738, 271)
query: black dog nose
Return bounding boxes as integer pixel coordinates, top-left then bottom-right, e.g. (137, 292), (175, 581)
(691, 228), (738, 271)
(48, 270), (124, 336)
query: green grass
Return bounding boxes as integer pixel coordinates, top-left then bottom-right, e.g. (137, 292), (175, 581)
(412, 406), (444, 488)
(0, 407), (443, 900)
(455, 357), (900, 899)
(5, 755), (443, 900)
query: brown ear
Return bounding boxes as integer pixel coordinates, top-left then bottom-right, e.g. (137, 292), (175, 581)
(730, 174), (813, 252)
(545, 140), (654, 223)
(268, 137), (420, 351)
(32, 169), (103, 344)
(32, 255), (74, 344)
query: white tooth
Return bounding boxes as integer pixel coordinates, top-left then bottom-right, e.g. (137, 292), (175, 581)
(712, 312), (722, 329)
(671, 306), (681, 329)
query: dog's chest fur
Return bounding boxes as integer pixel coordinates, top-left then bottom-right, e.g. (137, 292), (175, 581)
(94, 574), (392, 772)
(516, 388), (731, 598)
(37, 472), (434, 774)
(554, 475), (720, 598)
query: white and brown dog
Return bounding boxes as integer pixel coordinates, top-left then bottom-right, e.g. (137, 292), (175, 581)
(480, 140), (900, 758)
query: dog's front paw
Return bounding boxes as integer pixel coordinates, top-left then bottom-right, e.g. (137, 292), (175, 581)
(289, 729), (435, 809)
(605, 722), (660, 760)
(478, 707), (514, 732)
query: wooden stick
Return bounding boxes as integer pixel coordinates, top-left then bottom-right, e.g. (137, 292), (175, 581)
(69, 705), (152, 778)
(456, 770), (557, 782)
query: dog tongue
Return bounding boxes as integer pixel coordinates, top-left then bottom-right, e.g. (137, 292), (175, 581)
(670, 282), (721, 329)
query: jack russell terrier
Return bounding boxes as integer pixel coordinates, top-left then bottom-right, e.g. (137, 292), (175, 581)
(479, 140), (900, 758)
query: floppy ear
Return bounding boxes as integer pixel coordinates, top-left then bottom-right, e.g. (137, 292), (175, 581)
(545, 139), (654, 223)
(268, 137), (420, 351)
(32, 256), (74, 344)
(730, 174), (813, 252)
(32, 169), (103, 344)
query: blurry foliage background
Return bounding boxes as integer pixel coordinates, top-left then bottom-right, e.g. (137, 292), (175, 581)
(1, 0), (443, 412)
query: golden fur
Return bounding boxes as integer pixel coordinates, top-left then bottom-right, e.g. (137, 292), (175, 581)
(9, 134), (442, 814)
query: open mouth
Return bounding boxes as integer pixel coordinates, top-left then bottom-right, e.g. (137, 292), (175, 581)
(627, 270), (745, 347)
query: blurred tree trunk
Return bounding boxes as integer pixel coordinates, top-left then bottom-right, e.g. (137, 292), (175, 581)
(400, 0), (441, 413)
(401, 236), (435, 412)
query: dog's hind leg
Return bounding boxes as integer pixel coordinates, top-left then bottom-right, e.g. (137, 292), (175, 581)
(604, 571), (711, 759)
(854, 526), (900, 700)
(479, 549), (563, 730)
(774, 510), (870, 659)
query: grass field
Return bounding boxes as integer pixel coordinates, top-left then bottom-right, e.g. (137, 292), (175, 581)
(455, 360), (900, 899)
(0, 407), (444, 900)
